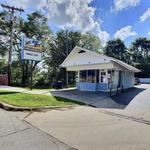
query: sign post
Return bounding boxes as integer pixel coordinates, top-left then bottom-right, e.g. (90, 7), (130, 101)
(21, 36), (43, 90)
(30, 60), (33, 90)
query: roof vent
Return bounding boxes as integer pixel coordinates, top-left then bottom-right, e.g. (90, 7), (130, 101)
(78, 50), (85, 54)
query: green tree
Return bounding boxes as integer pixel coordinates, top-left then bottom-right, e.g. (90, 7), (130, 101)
(104, 39), (127, 61)
(44, 30), (101, 85)
(130, 37), (150, 77)
(0, 10), (51, 86)
(131, 37), (150, 63)
(0, 11), (11, 75)
(18, 12), (51, 86)
(79, 32), (101, 52)
(44, 30), (81, 85)
(0, 11), (11, 57)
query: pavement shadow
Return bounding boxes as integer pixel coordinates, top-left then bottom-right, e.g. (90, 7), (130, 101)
(51, 89), (124, 109)
(111, 87), (146, 107)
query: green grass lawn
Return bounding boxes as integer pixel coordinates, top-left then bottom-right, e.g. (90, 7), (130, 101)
(0, 90), (84, 107)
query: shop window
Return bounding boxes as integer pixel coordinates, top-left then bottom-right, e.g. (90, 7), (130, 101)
(79, 70), (87, 82)
(87, 70), (95, 83)
(79, 70), (96, 83)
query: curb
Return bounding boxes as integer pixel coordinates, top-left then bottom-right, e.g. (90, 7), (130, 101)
(0, 102), (75, 111)
(100, 110), (150, 126)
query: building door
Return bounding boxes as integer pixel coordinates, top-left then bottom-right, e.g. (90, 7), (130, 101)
(100, 71), (107, 83)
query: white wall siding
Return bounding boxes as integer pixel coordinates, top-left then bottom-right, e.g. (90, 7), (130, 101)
(66, 63), (114, 71)
(62, 51), (111, 67)
(122, 71), (134, 89)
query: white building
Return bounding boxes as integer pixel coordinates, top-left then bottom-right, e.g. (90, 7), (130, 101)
(61, 46), (140, 92)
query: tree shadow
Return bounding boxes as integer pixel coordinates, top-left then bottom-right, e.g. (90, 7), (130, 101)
(51, 87), (146, 110)
(52, 95), (85, 106)
(0, 91), (20, 95)
(111, 87), (146, 108)
(51, 89), (124, 109)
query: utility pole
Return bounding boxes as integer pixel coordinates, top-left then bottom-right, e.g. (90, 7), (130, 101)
(1, 4), (24, 86)
(66, 31), (69, 87)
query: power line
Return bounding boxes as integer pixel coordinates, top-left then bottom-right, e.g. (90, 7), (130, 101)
(1, 4), (24, 86)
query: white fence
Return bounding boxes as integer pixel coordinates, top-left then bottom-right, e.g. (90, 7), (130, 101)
(139, 78), (150, 84)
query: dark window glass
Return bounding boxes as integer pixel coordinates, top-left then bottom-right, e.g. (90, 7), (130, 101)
(87, 70), (95, 83)
(96, 70), (99, 83)
(79, 70), (87, 82)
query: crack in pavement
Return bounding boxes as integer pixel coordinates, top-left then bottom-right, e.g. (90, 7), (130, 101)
(0, 127), (30, 138)
(24, 111), (34, 119)
(23, 120), (78, 150)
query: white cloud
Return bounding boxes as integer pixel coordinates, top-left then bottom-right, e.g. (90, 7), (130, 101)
(140, 8), (150, 22)
(148, 31), (150, 36)
(4, 0), (110, 46)
(114, 25), (137, 40)
(113, 0), (140, 11)
(98, 30), (110, 46)
(46, 0), (109, 46)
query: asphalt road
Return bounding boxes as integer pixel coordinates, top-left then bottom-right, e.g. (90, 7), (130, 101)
(1, 84), (150, 150)
(0, 109), (74, 150)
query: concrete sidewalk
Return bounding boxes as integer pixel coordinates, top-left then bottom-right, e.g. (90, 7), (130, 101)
(0, 85), (52, 95)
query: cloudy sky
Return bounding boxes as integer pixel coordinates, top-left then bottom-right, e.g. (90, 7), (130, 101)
(0, 0), (150, 47)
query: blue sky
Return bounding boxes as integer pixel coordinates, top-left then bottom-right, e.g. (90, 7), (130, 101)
(91, 0), (150, 45)
(1, 0), (150, 47)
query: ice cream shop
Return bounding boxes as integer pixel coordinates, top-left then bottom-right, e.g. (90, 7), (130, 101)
(61, 46), (140, 92)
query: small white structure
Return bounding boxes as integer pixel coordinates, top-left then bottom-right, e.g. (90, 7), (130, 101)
(61, 46), (140, 92)
(139, 78), (150, 84)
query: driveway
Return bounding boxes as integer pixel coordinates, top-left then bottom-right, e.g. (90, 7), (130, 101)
(25, 106), (150, 150)
(106, 84), (150, 122)
(24, 84), (150, 150)
(0, 108), (74, 150)
(51, 84), (150, 121)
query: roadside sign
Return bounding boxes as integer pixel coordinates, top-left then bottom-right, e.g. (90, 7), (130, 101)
(21, 37), (43, 61)
(21, 50), (42, 61)
(21, 36), (43, 90)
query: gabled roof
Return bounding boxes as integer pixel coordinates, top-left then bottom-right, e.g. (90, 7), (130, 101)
(61, 46), (140, 73)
